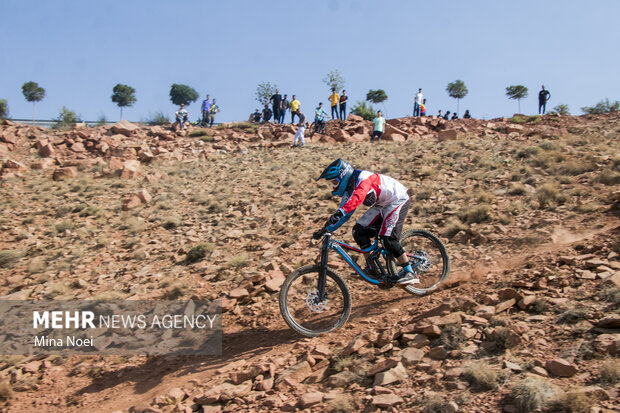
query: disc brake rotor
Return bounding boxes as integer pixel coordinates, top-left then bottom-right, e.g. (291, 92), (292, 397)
(306, 289), (327, 312)
(408, 250), (432, 272)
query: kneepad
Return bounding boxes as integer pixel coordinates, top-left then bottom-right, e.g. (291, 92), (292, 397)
(352, 224), (374, 249)
(380, 235), (404, 257)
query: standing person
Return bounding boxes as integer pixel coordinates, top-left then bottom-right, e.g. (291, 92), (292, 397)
(538, 85), (551, 114)
(292, 112), (307, 148)
(208, 98), (220, 127)
(371, 110), (385, 141)
(339, 89), (348, 120)
(175, 104), (189, 130)
(313, 159), (419, 284)
(270, 89), (282, 124)
(329, 88), (340, 120)
(463, 109), (472, 119)
(280, 94), (290, 124)
(201, 94), (212, 126)
(290, 95), (301, 124)
(420, 99), (427, 116)
(413, 88), (423, 116)
(261, 104), (272, 123)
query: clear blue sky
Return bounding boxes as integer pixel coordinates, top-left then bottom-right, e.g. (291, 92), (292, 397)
(1, 0), (619, 122)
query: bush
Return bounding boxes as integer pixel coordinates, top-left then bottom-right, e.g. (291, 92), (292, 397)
(536, 182), (559, 207)
(462, 204), (491, 224)
(351, 101), (376, 121)
(145, 111), (170, 125)
(511, 376), (560, 412)
(552, 390), (595, 413)
(581, 98), (620, 115)
(552, 104), (570, 115)
(186, 243), (215, 263)
(0, 250), (20, 268)
(463, 361), (498, 391)
(599, 170), (620, 185)
(599, 360), (620, 385)
(53, 106), (80, 130)
(0, 99), (8, 120)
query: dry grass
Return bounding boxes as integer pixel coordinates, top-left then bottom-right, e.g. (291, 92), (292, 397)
(0, 380), (13, 401)
(599, 359), (620, 385)
(551, 390), (595, 413)
(510, 376), (560, 412)
(229, 254), (250, 268)
(463, 361), (498, 391)
(536, 182), (559, 207)
(186, 243), (215, 263)
(0, 250), (21, 268)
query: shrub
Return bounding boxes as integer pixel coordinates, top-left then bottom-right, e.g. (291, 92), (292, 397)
(581, 98), (620, 115)
(0, 250), (21, 268)
(351, 100), (376, 121)
(599, 360), (620, 385)
(164, 282), (189, 299)
(189, 128), (213, 138)
(421, 395), (455, 413)
(556, 306), (589, 324)
(510, 376), (560, 412)
(186, 243), (215, 263)
(552, 390), (595, 413)
(0, 99), (8, 120)
(536, 182), (559, 207)
(599, 170), (620, 185)
(508, 182), (526, 195)
(440, 323), (466, 350)
(145, 111), (170, 125)
(52, 106), (80, 130)
(463, 361), (498, 391)
(552, 104), (570, 115)
(462, 204), (491, 224)
(0, 380), (12, 401)
(229, 254), (250, 268)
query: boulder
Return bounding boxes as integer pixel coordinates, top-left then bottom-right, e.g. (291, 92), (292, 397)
(371, 394), (403, 408)
(39, 143), (55, 158)
(298, 392), (324, 408)
(399, 347), (425, 365)
(437, 129), (458, 141)
(592, 334), (620, 355)
(111, 120), (139, 137)
(52, 166), (78, 181)
(327, 370), (357, 388)
(120, 159), (141, 179)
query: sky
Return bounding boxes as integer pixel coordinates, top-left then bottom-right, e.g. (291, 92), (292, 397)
(1, 0), (619, 123)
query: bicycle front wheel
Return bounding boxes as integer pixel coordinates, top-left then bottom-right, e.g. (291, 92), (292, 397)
(279, 264), (351, 337)
(388, 229), (450, 295)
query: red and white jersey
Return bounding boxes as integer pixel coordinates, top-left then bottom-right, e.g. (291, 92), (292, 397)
(340, 170), (409, 214)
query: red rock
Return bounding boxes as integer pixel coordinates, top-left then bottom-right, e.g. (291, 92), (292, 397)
(111, 120), (139, 136)
(229, 288), (249, 299)
(422, 325), (441, 338)
(122, 194), (143, 210)
(136, 189), (152, 203)
(593, 334), (620, 355)
(438, 129), (458, 141)
(39, 143), (55, 157)
(371, 393), (403, 408)
(31, 158), (55, 170)
(298, 392), (324, 408)
(52, 166), (78, 180)
(120, 159), (141, 179)
(545, 358), (577, 377)
(367, 358), (399, 376)
(373, 362), (408, 386)
(70, 142), (86, 152)
(3, 159), (26, 170)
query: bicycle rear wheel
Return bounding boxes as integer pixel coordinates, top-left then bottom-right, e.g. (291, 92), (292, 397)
(388, 229), (450, 295)
(279, 264), (351, 337)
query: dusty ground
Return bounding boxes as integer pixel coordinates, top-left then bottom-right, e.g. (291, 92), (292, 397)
(0, 112), (619, 412)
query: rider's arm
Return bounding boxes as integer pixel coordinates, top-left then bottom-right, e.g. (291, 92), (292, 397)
(325, 209), (353, 232)
(340, 174), (379, 214)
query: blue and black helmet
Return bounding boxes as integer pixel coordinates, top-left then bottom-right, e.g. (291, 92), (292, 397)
(317, 158), (354, 197)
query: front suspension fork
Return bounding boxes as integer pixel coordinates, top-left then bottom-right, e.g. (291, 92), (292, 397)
(316, 234), (331, 301)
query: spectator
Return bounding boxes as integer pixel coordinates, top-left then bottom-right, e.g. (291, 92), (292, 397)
(443, 111), (451, 120)
(207, 99), (220, 127)
(201, 94), (212, 126)
(371, 110), (385, 141)
(270, 89), (282, 124)
(292, 112), (307, 148)
(175, 104), (189, 130)
(463, 109), (472, 119)
(413, 88), (423, 116)
(538, 85), (551, 114)
(290, 95), (301, 124)
(262, 104), (272, 123)
(339, 89), (348, 120)
(280, 94), (289, 124)
(252, 109), (261, 123)
(420, 99), (427, 116)
(437, 110), (442, 118)
(329, 88), (340, 120)
(451, 112), (458, 120)
(314, 102), (329, 129)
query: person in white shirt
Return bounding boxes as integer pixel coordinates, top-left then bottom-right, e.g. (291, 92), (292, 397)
(413, 88), (423, 116)
(371, 111), (385, 141)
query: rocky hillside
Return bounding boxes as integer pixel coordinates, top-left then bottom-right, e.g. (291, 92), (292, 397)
(0, 112), (619, 412)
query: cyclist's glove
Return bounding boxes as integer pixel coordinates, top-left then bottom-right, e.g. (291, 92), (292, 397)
(328, 209), (345, 225)
(312, 228), (326, 240)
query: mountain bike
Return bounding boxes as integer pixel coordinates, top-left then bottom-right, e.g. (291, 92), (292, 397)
(279, 227), (450, 337)
(307, 119), (328, 138)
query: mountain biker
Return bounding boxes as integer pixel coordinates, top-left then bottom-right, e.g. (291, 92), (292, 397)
(313, 159), (419, 284)
(314, 102), (329, 133)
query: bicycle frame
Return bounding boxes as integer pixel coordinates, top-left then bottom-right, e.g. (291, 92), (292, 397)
(316, 232), (384, 303)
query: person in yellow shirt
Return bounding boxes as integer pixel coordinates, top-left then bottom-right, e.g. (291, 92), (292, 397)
(290, 95), (301, 124)
(329, 88), (340, 120)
